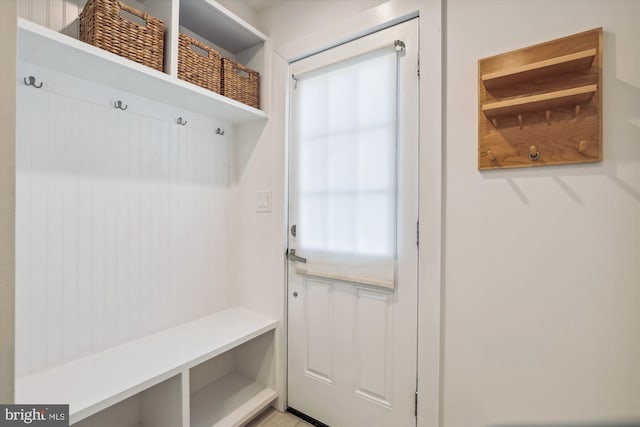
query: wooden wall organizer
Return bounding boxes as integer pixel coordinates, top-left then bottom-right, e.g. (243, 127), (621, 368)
(478, 28), (602, 170)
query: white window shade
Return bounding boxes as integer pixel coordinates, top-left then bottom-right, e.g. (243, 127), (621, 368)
(292, 47), (399, 288)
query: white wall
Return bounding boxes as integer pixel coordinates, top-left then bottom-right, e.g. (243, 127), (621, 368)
(247, 0), (640, 425)
(443, 0), (640, 425)
(0, 0), (16, 405)
(216, 0), (259, 29)
(257, 0), (387, 47)
(9, 0), (639, 422)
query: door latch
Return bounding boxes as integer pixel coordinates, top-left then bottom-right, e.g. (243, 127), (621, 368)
(287, 249), (307, 263)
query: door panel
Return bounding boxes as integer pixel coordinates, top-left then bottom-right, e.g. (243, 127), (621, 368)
(303, 278), (335, 384)
(287, 19), (419, 427)
(353, 287), (393, 407)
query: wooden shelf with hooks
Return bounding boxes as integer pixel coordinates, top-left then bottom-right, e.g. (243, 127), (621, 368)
(478, 28), (602, 170)
(482, 84), (596, 118)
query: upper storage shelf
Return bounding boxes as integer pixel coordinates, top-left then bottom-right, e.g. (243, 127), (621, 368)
(179, 0), (267, 54)
(481, 49), (596, 91)
(17, 5), (268, 124)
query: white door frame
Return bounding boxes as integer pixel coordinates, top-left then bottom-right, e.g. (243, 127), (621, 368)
(278, 1), (443, 426)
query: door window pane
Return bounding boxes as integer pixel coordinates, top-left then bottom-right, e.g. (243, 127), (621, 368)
(293, 47), (398, 288)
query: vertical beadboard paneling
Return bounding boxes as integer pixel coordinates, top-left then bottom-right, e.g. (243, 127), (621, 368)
(138, 116), (152, 337)
(16, 66), (231, 376)
(76, 99), (93, 358)
(102, 107), (119, 349)
(29, 0), (49, 28)
(48, 0), (64, 33)
(115, 109), (131, 345)
(184, 127), (196, 315)
(128, 112), (143, 339)
(61, 96), (79, 363)
(15, 84), (32, 378)
(29, 89), (51, 374)
(176, 125), (188, 319)
(17, 1), (30, 21)
(167, 124), (180, 328)
(158, 121), (172, 331)
(90, 103), (108, 353)
(46, 92), (66, 368)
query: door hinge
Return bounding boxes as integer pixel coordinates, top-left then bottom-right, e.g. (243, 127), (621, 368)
(417, 52), (420, 79)
(416, 220), (420, 246)
(414, 391), (418, 417)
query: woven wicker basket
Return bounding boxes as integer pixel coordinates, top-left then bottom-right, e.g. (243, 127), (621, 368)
(79, 0), (164, 72)
(178, 33), (222, 94)
(221, 58), (260, 109)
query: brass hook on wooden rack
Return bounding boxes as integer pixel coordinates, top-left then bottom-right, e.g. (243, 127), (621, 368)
(528, 145), (540, 161)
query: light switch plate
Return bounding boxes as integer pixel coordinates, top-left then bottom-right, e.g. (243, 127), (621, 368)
(256, 191), (272, 213)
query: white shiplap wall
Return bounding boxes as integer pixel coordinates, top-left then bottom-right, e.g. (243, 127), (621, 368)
(16, 63), (233, 377)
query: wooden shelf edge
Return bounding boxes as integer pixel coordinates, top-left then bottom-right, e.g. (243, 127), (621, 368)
(482, 49), (596, 90)
(482, 84), (597, 118)
(479, 156), (601, 171)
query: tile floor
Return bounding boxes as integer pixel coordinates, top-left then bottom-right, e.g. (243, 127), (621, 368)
(246, 407), (314, 427)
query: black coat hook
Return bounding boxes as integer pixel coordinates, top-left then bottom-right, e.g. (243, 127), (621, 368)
(24, 76), (43, 88)
(114, 100), (128, 110)
(216, 128), (225, 136)
(177, 117), (188, 126)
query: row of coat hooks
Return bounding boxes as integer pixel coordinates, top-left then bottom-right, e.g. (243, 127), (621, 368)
(113, 101), (225, 135)
(491, 105), (583, 129)
(23, 75), (226, 134)
(113, 100), (224, 136)
(486, 140), (588, 162)
(111, 102), (228, 135)
(486, 146), (541, 162)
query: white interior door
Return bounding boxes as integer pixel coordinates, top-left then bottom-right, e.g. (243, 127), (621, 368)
(287, 19), (419, 427)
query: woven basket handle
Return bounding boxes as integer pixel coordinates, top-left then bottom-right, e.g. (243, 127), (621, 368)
(117, 1), (149, 26)
(233, 62), (257, 80)
(188, 38), (218, 59)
